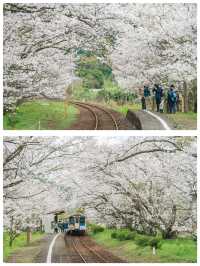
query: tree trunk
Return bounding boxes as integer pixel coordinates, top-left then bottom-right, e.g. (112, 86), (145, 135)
(40, 219), (43, 233)
(161, 204), (177, 239)
(192, 79), (197, 113)
(9, 236), (13, 247)
(9, 216), (14, 247)
(183, 81), (188, 113)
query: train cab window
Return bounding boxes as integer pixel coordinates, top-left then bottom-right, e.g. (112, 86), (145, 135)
(75, 217), (79, 223)
(80, 216), (85, 224)
(69, 216), (75, 224)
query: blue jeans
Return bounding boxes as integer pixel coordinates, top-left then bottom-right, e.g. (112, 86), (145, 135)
(169, 102), (176, 113)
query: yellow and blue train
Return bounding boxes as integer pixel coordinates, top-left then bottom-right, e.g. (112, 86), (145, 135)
(54, 212), (86, 235)
(68, 214), (86, 235)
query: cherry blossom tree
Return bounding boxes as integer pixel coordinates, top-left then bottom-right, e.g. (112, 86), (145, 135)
(3, 137), (197, 241)
(3, 3), (197, 111)
(76, 137), (197, 238)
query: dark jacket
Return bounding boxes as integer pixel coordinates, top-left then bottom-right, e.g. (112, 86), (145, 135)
(144, 87), (151, 97)
(153, 86), (163, 100)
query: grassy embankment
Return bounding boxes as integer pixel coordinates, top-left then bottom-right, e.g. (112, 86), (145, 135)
(89, 227), (197, 263)
(4, 100), (78, 130)
(109, 101), (141, 114)
(3, 231), (45, 261)
(164, 112), (197, 130)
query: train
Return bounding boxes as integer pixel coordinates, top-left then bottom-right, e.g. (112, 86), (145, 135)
(53, 212), (86, 235)
(68, 214), (86, 235)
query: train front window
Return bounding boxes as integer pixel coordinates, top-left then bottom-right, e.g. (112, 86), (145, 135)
(69, 217), (75, 224)
(75, 217), (79, 223)
(80, 216), (85, 224)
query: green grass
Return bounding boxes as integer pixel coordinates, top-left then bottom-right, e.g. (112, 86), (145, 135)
(110, 102), (141, 115)
(3, 231), (45, 261)
(90, 228), (197, 263)
(3, 100), (78, 130)
(164, 111), (197, 130)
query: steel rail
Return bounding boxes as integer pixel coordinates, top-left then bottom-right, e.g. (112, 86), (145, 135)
(71, 101), (119, 130)
(79, 237), (107, 262)
(69, 101), (98, 130)
(70, 237), (87, 263)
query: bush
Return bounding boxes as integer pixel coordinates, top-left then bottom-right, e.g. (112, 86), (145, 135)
(111, 229), (136, 241)
(91, 225), (104, 234)
(149, 238), (162, 249)
(111, 231), (117, 239)
(125, 232), (136, 240)
(117, 232), (127, 241)
(135, 235), (150, 247)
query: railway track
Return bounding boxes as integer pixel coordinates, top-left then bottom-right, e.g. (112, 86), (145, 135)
(65, 235), (107, 263)
(70, 101), (119, 130)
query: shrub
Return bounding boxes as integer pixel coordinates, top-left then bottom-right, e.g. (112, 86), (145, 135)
(92, 225), (104, 234)
(111, 231), (117, 239)
(135, 235), (150, 247)
(111, 229), (136, 241)
(149, 238), (162, 249)
(117, 232), (127, 241)
(125, 232), (136, 240)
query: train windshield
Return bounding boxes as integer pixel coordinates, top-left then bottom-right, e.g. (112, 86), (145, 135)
(80, 216), (85, 225)
(69, 216), (75, 224)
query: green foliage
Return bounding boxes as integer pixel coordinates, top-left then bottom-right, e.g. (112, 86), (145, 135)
(75, 52), (113, 90)
(149, 238), (162, 249)
(111, 231), (117, 239)
(97, 81), (137, 103)
(90, 224), (105, 234)
(71, 49), (138, 103)
(71, 85), (98, 101)
(135, 235), (151, 247)
(111, 229), (136, 241)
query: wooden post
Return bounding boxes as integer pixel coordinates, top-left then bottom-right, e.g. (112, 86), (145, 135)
(64, 101), (68, 118)
(152, 246), (156, 255)
(27, 226), (31, 245)
(64, 90), (68, 118)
